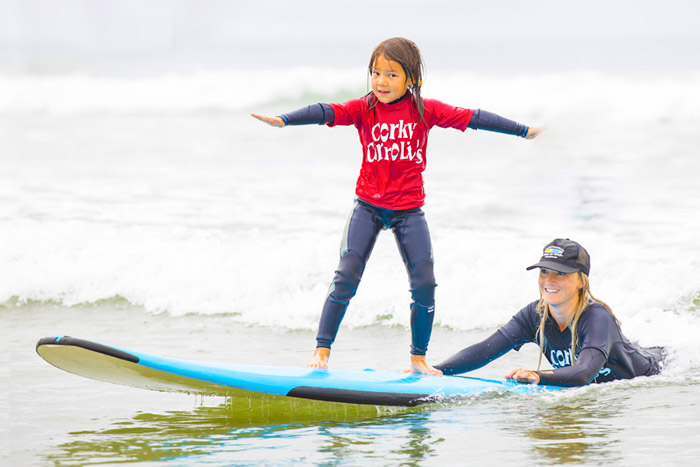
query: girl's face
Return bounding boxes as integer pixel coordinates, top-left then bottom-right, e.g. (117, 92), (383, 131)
(371, 54), (412, 104)
(538, 268), (582, 310)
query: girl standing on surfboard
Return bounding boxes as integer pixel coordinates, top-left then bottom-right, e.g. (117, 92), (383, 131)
(252, 37), (542, 374)
(435, 239), (666, 385)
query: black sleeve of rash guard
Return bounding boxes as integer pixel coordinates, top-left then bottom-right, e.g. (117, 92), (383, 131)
(536, 347), (607, 387)
(434, 330), (515, 376)
(279, 103), (335, 126)
(467, 109), (529, 137)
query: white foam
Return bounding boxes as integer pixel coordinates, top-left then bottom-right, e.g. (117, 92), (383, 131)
(0, 68), (365, 115)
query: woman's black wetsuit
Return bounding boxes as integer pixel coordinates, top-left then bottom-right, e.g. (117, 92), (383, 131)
(435, 301), (665, 386)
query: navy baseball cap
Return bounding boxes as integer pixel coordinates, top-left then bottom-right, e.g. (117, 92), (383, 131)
(526, 238), (591, 276)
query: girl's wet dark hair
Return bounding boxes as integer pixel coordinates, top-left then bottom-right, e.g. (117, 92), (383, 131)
(367, 37), (425, 122)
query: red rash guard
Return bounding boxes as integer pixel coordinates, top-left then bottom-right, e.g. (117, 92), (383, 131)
(328, 96), (473, 210)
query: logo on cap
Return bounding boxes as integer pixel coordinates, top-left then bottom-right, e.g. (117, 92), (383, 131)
(543, 246), (564, 258)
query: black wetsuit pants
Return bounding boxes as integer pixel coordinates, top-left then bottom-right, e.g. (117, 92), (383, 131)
(315, 199), (437, 355)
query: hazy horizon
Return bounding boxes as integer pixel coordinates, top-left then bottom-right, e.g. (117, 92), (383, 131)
(2, 0), (699, 75)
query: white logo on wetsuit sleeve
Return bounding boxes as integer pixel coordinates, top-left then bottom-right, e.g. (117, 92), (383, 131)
(550, 348), (612, 377)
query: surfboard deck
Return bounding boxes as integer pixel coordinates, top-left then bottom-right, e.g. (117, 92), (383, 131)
(36, 336), (560, 407)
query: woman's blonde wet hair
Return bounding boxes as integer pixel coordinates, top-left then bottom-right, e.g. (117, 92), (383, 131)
(535, 271), (620, 370)
(367, 37), (425, 122)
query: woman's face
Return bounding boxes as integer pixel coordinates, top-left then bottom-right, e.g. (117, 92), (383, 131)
(538, 268), (582, 309)
(371, 54), (411, 104)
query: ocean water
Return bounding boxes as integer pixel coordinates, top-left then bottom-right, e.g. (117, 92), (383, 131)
(3, 67), (700, 466)
(3, 2), (700, 465)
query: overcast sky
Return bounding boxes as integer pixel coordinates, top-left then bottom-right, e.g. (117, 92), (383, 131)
(1, 0), (698, 73)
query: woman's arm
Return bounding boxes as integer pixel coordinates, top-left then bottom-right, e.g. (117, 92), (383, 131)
(507, 347), (607, 386)
(536, 347), (607, 386)
(434, 330), (515, 375)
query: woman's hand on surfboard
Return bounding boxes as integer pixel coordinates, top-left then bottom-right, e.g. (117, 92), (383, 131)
(251, 113), (286, 127)
(505, 368), (540, 384)
(307, 347), (330, 369)
(406, 355), (443, 375)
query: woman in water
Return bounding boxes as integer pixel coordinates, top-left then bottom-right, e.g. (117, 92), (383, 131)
(435, 238), (665, 386)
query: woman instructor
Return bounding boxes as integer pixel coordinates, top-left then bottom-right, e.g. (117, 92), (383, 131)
(435, 238), (665, 386)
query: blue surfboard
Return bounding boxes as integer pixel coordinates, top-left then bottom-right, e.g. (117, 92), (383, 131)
(36, 336), (560, 407)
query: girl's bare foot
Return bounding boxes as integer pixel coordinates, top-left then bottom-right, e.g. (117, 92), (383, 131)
(307, 347), (330, 369)
(407, 355), (443, 375)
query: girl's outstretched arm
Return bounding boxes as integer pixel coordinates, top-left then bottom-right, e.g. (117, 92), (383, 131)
(251, 104), (335, 128)
(251, 114), (285, 127)
(467, 109), (544, 139)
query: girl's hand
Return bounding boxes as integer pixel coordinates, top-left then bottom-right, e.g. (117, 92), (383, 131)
(505, 368), (540, 384)
(251, 113), (286, 128)
(525, 126), (544, 139)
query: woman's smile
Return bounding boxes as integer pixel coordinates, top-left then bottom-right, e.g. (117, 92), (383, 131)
(538, 268), (582, 308)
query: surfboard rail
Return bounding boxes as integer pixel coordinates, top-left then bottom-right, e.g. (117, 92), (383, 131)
(36, 336), (560, 407)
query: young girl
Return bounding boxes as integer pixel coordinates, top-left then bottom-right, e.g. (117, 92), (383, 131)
(436, 238), (666, 385)
(252, 37), (542, 374)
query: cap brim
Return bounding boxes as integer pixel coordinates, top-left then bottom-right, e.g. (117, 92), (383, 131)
(526, 260), (580, 274)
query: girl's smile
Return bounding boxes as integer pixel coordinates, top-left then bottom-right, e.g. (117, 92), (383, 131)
(371, 54), (412, 104)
